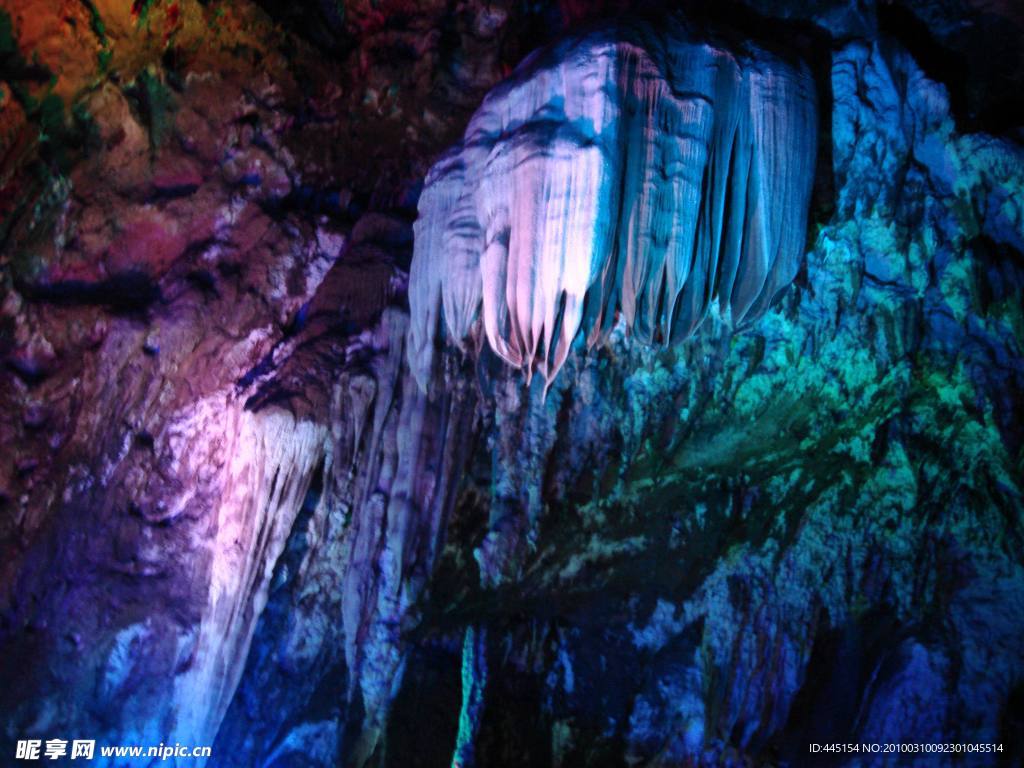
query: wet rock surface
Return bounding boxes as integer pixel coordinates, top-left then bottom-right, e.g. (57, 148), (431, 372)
(0, 1), (1022, 767)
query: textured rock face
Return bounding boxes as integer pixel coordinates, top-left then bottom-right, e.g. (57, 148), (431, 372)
(0, 57), (347, 751)
(0, 0), (477, 759)
(0, 1), (1023, 767)
(1, 0), (536, 756)
(409, 19), (817, 387)
(405, 36), (1024, 767)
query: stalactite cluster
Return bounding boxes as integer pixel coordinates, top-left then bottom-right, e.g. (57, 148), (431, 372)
(409, 18), (817, 388)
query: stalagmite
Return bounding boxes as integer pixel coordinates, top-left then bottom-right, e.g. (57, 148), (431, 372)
(409, 17), (817, 388)
(168, 403), (327, 748)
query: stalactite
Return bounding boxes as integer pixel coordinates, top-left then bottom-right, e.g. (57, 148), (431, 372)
(408, 17), (817, 389)
(338, 311), (480, 766)
(167, 403), (327, 747)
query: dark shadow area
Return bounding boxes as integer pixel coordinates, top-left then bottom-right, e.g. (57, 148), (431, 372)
(384, 637), (462, 768)
(999, 682), (1024, 767)
(879, 2), (1024, 135)
(774, 607), (907, 763)
(16, 271), (161, 312)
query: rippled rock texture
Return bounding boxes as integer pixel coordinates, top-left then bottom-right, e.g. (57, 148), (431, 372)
(409, 18), (817, 388)
(1, 1), (1023, 767)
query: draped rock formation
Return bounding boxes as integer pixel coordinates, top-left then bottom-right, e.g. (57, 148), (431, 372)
(3, 2), (1023, 767)
(409, 18), (817, 388)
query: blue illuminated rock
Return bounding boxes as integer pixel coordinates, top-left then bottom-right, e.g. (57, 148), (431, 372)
(409, 17), (817, 388)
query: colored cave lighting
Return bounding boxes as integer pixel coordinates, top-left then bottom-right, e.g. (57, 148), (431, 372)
(408, 17), (817, 389)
